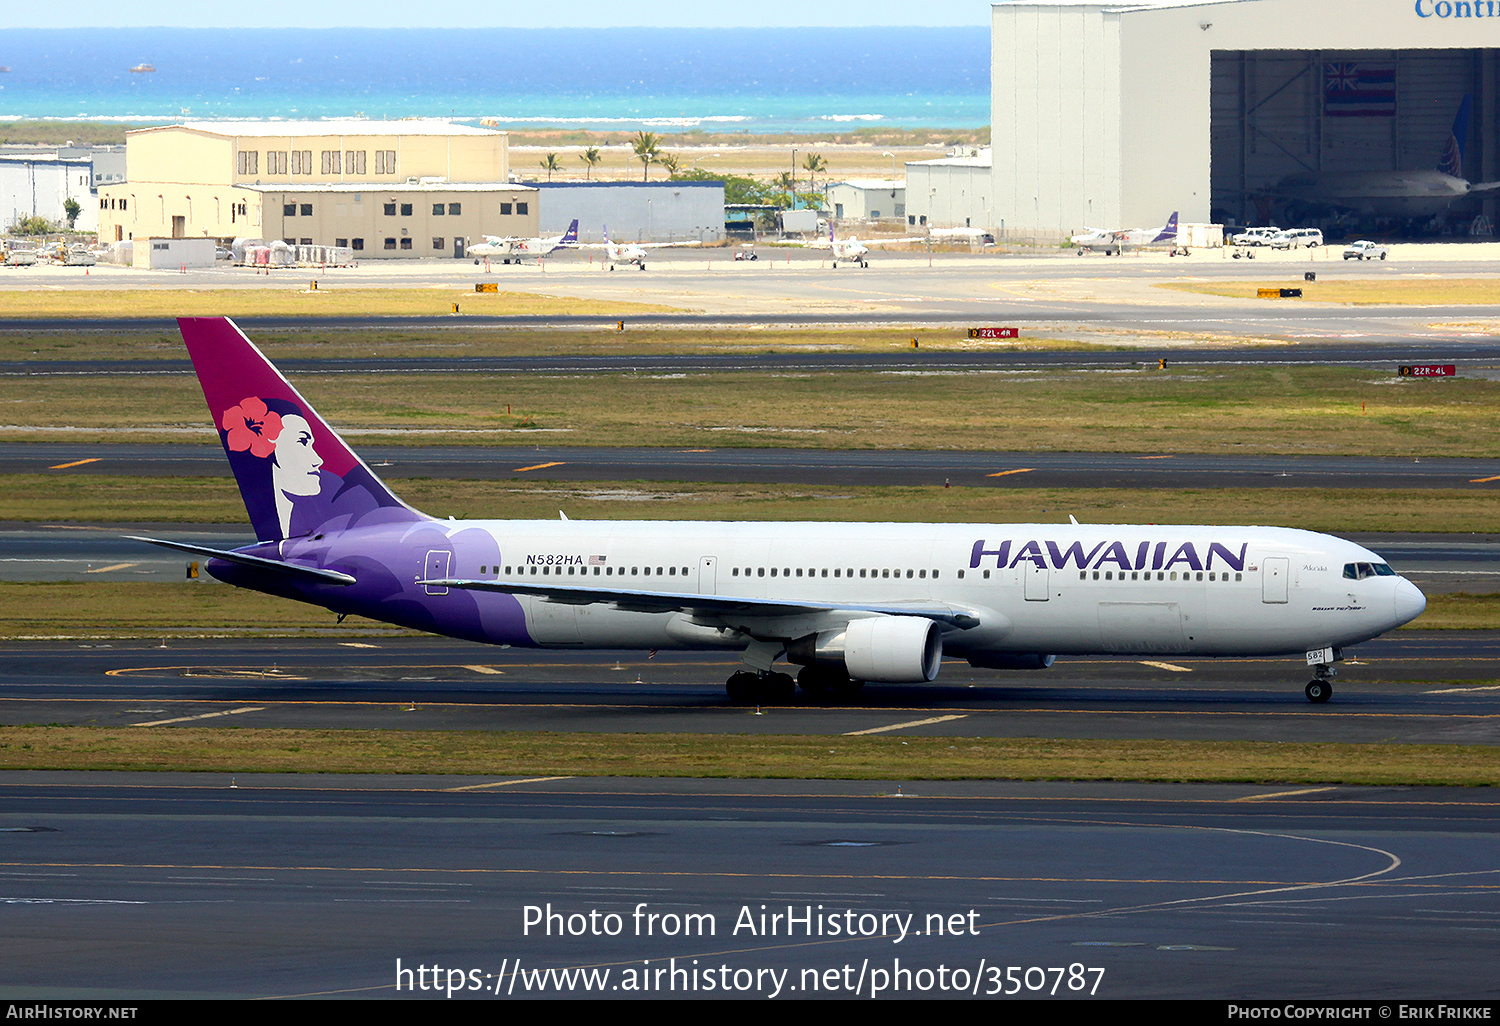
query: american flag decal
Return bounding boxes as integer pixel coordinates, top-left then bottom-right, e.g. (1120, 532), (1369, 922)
(1324, 62), (1396, 118)
(588, 554), (607, 565)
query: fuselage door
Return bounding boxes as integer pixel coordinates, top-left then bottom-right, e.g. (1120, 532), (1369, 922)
(1262, 556), (1289, 604)
(699, 556), (717, 595)
(424, 549), (452, 595)
(1024, 561), (1050, 601)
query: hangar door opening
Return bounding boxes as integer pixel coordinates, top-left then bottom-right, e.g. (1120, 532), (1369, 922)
(1210, 49), (1499, 237)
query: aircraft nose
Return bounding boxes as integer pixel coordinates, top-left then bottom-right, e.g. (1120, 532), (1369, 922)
(1393, 578), (1427, 626)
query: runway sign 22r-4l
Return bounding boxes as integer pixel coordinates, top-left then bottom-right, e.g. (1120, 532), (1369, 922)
(1398, 365), (1456, 377)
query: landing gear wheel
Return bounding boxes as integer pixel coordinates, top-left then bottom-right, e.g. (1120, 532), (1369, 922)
(726, 671), (759, 704)
(1305, 679), (1332, 703)
(639, 263), (646, 270)
(726, 670), (795, 705)
(831, 678), (865, 700)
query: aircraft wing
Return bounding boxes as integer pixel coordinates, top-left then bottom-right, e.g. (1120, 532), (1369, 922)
(421, 577), (983, 630)
(861, 237), (926, 246)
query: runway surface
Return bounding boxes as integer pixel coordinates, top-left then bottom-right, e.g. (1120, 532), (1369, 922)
(1, 771), (1496, 999)
(7, 441), (1500, 491)
(3, 633), (1498, 740)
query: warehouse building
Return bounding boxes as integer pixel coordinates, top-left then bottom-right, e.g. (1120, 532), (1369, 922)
(0, 154), (97, 232)
(929, 1), (1500, 237)
(527, 180), (726, 243)
(97, 121), (537, 256)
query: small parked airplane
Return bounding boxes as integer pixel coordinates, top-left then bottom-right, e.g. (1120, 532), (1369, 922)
(577, 225), (702, 270)
(1071, 212), (1185, 255)
(469, 219), (579, 264)
(134, 317), (1426, 705)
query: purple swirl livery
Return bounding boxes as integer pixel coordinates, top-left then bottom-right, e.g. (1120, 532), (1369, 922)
(136, 317), (1427, 705)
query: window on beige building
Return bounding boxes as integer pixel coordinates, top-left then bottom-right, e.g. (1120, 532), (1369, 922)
(322, 151), (338, 175)
(237, 151), (259, 176)
(268, 151), (288, 175)
(345, 151), (366, 175)
(375, 150), (396, 174)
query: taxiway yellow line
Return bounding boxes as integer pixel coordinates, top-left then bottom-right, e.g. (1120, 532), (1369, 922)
(1139, 661), (1193, 672)
(985, 468), (1035, 478)
(48, 458), (101, 470)
(1470, 475), (1500, 483)
(513, 461), (566, 472)
(85, 563), (137, 574)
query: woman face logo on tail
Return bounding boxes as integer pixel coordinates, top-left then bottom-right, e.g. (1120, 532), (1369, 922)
(221, 397), (324, 538)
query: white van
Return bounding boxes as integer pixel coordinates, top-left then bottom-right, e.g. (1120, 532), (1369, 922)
(1270, 228), (1324, 250)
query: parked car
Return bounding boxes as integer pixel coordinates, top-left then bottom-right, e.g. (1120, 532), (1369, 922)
(1270, 228), (1324, 250)
(1231, 226), (1279, 246)
(1343, 240), (1388, 261)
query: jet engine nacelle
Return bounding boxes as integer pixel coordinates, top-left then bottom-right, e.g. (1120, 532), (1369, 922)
(788, 615), (943, 683)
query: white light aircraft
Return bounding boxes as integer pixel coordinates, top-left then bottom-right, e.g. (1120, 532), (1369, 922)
(469, 219), (579, 264)
(799, 224), (924, 268)
(578, 225), (702, 270)
(137, 317), (1427, 707)
(1071, 212), (1185, 255)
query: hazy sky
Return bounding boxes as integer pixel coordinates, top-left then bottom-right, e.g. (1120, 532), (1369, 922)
(0, 1), (991, 28)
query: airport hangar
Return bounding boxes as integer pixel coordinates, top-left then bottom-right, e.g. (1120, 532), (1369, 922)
(914, 0), (1500, 237)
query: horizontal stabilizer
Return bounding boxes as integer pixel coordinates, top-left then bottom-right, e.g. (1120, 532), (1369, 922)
(128, 536), (357, 586)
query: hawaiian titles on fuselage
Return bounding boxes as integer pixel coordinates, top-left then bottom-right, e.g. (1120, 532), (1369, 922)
(970, 539), (1250, 573)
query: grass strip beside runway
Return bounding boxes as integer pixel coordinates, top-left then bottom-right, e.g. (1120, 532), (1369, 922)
(0, 582), (1490, 637)
(5, 363), (1496, 456)
(0, 726), (1495, 784)
(7, 476), (1500, 534)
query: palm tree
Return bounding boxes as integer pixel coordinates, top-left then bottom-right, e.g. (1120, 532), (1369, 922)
(539, 152), (562, 182)
(801, 152), (827, 198)
(773, 171), (794, 206)
(631, 131), (661, 181)
(580, 146), (602, 180)
(659, 152), (680, 177)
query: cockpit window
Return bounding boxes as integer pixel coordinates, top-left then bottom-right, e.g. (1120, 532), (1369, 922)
(1344, 562), (1398, 580)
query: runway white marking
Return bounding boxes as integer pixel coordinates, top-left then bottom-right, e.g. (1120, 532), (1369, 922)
(131, 706), (264, 727)
(445, 776), (575, 792)
(844, 714), (968, 736)
(1233, 787), (1337, 802)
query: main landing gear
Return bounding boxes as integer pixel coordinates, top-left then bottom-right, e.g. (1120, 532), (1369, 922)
(724, 665), (866, 705)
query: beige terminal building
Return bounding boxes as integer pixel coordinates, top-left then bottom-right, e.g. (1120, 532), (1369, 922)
(97, 121), (538, 257)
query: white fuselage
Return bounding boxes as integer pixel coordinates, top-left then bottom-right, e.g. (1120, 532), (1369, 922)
(412, 520), (1424, 659)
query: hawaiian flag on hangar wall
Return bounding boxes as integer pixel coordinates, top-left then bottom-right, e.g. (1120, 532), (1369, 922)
(1324, 62), (1397, 118)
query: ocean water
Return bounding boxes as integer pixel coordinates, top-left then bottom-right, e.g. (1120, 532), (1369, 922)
(0, 27), (989, 132)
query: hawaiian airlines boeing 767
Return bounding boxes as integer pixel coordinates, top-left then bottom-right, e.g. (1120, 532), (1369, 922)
(135, 318), (1426, 704)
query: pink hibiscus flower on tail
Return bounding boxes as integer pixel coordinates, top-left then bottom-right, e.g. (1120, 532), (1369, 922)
(221, 398), (284, 458)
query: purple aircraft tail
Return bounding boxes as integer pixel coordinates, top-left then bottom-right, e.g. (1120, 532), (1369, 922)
(178, 317), (428, 543)
(1152, 211), (1180, 244)
(560, 219), (579, 245)
(1439, 95), (1473, 178)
